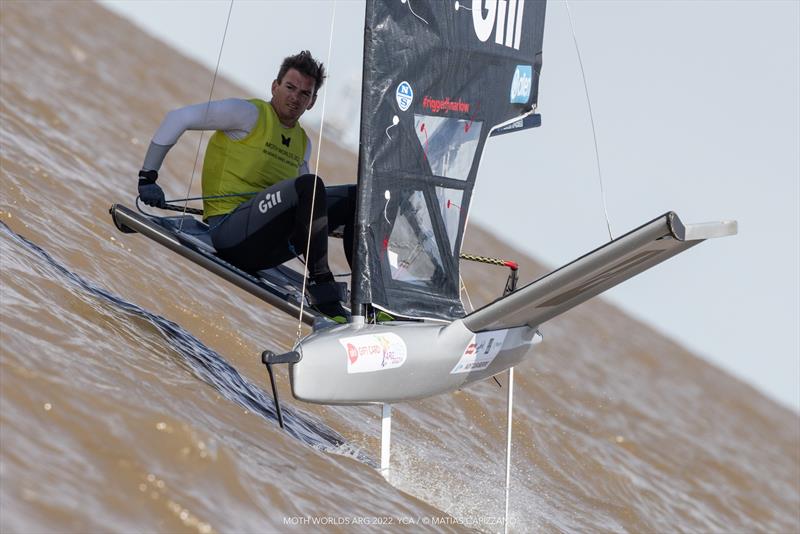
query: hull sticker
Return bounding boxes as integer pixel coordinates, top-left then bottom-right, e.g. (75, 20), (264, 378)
(450, 329), (509, 374)
(340, 332), (408, 374)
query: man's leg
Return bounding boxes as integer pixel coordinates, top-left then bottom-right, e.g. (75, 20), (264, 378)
(210, 175), (328, 274)
(325, 184), (356, 269)
(290, 174), (336, 282)
(210, 175), (348, 319)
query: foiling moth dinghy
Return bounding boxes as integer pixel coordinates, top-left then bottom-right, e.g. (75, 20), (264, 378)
(111, 0), (736, 505)
(287, 212), (737, 405)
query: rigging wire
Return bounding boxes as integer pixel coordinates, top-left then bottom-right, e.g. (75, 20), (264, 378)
(178, 0), (235, 232)
(296, 0), (338, 342)
(564, 0), (614, 241)
(460, 276), (475, 313)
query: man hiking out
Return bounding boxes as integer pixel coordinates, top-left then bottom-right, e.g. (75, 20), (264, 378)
(137, 50), (353, 321)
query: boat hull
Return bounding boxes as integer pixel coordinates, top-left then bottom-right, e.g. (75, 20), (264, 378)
(289, 320), (541, 404)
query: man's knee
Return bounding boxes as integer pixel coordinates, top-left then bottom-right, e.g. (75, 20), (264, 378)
(295, 173), (325, 195)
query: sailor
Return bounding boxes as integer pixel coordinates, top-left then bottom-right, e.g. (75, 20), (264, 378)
(137, 51), (353, 320)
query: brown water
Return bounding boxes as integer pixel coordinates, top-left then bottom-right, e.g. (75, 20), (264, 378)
(1, 2), (798, 533)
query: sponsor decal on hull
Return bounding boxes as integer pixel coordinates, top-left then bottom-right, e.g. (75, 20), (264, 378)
(339, 332), (408, 374)
(450, 329), (509, 374)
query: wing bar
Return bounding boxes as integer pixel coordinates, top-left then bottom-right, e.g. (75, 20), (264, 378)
(110, 204), (316, 325)
(464, 212), (737, 332)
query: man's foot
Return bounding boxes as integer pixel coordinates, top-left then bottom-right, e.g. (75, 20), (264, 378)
(307, 278), (350, 323)
(314, 301), (350, 324)
(375, 310), (395, 322)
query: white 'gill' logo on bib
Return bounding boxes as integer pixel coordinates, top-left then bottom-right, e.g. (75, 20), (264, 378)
(471, 0), (524, 50)
(258, 191), (282, 214)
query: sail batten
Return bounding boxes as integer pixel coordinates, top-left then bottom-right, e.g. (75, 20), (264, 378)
(353, 0), (547, 320)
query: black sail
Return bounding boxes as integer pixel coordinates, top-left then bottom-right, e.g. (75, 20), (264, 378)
(353, 0), (547, 320)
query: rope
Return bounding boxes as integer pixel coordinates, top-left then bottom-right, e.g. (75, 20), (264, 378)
(162, 204), (203, 216)
(178, 0), (235, 232)
(296, 0), (338, 341)
(564, 0), (614, 241)
(167, 192), (255, 203)
(460, 253), (518, 270)
(136, 197), (203, 217)
(138, 192), (256, 218)
(459, 253), (518, 311)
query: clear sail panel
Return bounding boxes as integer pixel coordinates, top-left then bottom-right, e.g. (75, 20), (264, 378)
(414, 114), (483, 181)
(387, 190), (445, 286)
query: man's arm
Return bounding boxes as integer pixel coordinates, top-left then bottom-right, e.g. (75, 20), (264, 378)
(141, 98), (259, 172)
(137, 98), (258, 207)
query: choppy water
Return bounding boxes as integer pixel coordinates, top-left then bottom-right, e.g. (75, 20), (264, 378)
(1, 2), (798, 533)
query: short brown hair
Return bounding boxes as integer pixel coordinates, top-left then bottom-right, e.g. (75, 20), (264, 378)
(277, 51), (326, 95)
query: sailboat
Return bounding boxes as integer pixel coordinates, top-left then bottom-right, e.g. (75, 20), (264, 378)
(110, 0), (735, 476)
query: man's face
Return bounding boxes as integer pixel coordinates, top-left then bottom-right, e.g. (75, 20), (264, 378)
(271, 68), (317, 127)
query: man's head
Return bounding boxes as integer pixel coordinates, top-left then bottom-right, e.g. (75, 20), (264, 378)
(271, 50), (326, 128)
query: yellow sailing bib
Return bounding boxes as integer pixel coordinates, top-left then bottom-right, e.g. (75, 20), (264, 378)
(201, 99), (307, 218)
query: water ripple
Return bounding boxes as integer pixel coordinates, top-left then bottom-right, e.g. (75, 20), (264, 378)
(0, 220), (371, 464)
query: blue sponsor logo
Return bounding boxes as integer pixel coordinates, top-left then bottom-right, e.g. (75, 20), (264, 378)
(396, 81), (414, 111)
(509, 65), (532, 104)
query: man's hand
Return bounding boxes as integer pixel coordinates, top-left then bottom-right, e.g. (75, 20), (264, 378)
(138, 169), (165, 208)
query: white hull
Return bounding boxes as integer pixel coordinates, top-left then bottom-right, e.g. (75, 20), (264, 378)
(290, 320), (541, 404)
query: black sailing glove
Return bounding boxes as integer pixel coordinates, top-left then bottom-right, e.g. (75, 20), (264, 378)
(137, 169), (165, 208)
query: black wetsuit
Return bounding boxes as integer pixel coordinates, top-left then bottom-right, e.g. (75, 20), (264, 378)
(208, 176), (355, 280)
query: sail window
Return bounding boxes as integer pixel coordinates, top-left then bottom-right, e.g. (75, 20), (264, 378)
(414, 114), (483, 181)
(387, 191), (446, 286)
